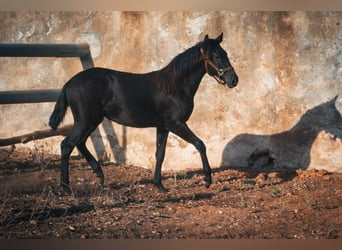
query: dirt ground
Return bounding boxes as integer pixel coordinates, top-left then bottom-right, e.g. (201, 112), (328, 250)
(0, 148), (341, 239)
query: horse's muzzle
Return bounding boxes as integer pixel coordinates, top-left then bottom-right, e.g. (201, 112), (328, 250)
(223, 72), (238, 88)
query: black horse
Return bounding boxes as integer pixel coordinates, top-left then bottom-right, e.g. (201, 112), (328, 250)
(49, 33), (238, 192)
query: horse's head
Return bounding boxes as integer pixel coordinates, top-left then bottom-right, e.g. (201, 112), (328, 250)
(295, 96), (342, 140)
(199, 33), (239, 88)
(321, 96), (342, 140)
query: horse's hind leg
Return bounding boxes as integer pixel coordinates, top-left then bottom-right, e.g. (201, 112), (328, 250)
(60, 121), (102, 192)
(60, 124), (84, 192)
(77, 141), (104, 185)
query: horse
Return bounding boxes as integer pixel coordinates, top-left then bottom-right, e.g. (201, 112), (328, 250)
(49, 33), (239, 193)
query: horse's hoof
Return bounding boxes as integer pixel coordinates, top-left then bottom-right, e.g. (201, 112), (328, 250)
(60, 183), (72, 195)
(95, 177), (104, 186)
(203, 175), (212, 188)
(203, 180), (211, 188)
(156, 185), (169, 193)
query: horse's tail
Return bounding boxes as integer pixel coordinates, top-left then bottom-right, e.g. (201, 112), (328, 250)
(49, 86), (68, 130)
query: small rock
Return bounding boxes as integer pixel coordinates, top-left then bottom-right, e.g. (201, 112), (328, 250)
(255, 173), (266, 182)
(238, 172), (249, 178)
(257, 183), (266, 188)
(113, 216), (121, 221)
(318, 169), (329, 176)
(296, 169), (309, 179)
(323, 175), (332, 181)
(296, 169), (303, 175)
(268, 172), (279, 178)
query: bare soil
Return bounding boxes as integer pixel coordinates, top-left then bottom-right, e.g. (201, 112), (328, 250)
(0, 149), (341, 239)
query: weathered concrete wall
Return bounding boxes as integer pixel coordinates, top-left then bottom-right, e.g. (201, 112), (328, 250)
(0, 11), (341, 172)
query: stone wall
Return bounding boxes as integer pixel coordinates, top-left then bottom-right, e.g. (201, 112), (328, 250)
(0, 11), (341, 172)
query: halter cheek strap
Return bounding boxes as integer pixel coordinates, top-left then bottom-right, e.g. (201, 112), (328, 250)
(200, 48), (233, 84)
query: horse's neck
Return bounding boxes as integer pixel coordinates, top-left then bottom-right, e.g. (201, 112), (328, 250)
(171, 45), (206, 97)
(181, 65), (206, 97)
(281, 121), (321, 149)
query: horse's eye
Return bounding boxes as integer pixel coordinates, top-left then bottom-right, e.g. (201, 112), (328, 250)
(213, 53), (220, 59)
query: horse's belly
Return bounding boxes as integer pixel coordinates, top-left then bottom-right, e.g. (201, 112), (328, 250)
(113, 112), (158, 128)
(104, 101), (158, 128)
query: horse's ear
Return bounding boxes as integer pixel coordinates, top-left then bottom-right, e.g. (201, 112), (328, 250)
(329, 95), (339, 104)
(204, 34), (209, 42)
(215, 32), (223, 43)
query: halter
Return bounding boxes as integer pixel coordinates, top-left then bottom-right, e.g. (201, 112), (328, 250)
(200, 47), (233, 84)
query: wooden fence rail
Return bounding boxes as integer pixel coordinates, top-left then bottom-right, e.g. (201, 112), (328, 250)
(0, 43), (93, 146)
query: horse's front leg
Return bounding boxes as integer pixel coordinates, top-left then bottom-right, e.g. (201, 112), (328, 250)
(153, 127), (169, 192)
(169, 122), (212, 188)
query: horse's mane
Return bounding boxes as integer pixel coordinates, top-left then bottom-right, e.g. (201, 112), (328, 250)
(155, 43), (202, 95)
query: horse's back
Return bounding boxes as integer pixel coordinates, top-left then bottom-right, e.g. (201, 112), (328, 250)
(64, 67), (161, 127)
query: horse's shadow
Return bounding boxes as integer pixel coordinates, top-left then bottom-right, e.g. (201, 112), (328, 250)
(221, 96), (342, 173)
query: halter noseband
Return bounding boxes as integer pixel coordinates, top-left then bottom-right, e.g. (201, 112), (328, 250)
(200, 48), (233, 84)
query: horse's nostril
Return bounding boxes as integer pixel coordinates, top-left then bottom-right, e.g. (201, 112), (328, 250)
(233, 77), (238, 86)
(229, 78), (238, 88)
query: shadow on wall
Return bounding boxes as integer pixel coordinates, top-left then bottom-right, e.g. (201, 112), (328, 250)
(221, 96), (342, 171)
(90, 119), (127, 165)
